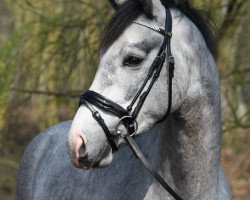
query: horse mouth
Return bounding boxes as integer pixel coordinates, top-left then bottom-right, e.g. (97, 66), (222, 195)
(77, 142), (113, 169)
(77, 157), (94, 170)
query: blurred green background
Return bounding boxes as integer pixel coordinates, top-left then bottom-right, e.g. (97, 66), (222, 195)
(0, 0), (249, 199)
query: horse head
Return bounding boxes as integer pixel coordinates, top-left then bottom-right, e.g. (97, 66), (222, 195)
(67, 0), (188, 169)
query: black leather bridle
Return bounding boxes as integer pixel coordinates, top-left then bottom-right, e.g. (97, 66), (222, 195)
(79, 8), (183, 200)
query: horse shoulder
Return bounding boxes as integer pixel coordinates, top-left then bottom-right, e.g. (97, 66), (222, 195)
(16, 120), (72, 200)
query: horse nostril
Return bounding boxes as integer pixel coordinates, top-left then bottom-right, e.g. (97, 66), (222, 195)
(78, 142), (86, 158)
(78, 154), (93, 169)
(78, 154), (88, 163)
(68, 132), (87, 168)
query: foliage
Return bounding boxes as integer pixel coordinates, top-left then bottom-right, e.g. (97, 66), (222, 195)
(0, 0), (249, 199)
(0, 0), (112, 148)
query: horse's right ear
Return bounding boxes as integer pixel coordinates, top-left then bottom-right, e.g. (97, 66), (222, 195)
(109, 0), (127, 10)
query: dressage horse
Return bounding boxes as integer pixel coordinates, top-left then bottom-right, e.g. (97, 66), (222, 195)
(16, 0), (231, 199)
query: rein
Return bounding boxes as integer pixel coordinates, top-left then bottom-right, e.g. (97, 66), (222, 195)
(79, 7), (183, 200)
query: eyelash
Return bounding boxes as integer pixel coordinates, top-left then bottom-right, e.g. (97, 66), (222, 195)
(123, 56), (143, 67)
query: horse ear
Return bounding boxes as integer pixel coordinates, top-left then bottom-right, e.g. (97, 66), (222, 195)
(109, 0), (154, 16)
(138, 0), (153, 18)
(138, 0), (167, 19)
(109, 0), (166, 19)
(109, 0), (127, 10)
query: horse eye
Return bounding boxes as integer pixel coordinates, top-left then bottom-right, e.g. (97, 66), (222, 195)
(123, 56), (143, 67)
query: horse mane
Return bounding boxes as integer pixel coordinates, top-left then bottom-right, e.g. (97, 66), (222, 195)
(101, 0), (217, 58)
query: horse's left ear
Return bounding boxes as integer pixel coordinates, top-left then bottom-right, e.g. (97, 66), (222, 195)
(138, 0), (153, 18)
(109, 0), (166, 19)
(138, 0), (166, 19)
(109, 0), (127, 10)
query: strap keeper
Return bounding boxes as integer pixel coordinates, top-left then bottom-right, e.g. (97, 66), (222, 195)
(168, 56), (175, 78)
(93, 111), (102, 121)
(152, 56), (162, 69)
(159, 29), (172, 38)
(168, 56), (175, 66)
(126, 106), (132, 112)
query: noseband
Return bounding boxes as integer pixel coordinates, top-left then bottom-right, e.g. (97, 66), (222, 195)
(79, 8), (183, 200)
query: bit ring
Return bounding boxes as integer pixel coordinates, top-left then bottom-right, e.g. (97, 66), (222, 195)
(114, 116), (138, 138)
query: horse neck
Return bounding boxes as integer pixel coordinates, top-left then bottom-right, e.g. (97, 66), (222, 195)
(137, 97), (221, 199)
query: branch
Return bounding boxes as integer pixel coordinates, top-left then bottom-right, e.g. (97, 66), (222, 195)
(0, 158), (19, 169)
(10, 87), (82, 98)
(223, 123), (250, 133)
(225, 89), (239, 124)
(216, 0), (247, 42)
(221, 68), (250, 79)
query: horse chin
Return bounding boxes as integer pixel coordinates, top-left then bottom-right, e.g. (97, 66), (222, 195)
(92, 152), (113, 168)
(77, 145), (113, 170)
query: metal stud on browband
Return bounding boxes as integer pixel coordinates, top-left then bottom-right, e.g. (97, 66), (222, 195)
(132, 21), (172, 37)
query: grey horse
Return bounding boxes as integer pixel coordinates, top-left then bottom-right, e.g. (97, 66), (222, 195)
(16, 0), (231, 199)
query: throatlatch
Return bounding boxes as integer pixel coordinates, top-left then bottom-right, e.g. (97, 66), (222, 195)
(79, 7), (183, 200)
